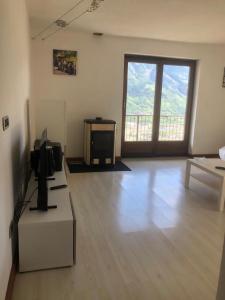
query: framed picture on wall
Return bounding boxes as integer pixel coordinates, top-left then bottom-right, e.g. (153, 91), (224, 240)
(53, 49), (77, 76)
(222, 68), (225, 87)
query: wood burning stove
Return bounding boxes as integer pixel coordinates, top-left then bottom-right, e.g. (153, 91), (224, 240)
(84, 118), (116, 166)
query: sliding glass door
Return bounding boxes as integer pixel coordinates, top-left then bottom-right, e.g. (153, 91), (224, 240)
(122, 55), (196, 157)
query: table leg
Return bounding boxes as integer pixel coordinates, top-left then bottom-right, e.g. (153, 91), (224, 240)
(185, 160), (191, 189)
(218, 178), (225, 212)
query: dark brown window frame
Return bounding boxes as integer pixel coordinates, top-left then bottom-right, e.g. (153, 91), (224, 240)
(121, 54), (196, 157)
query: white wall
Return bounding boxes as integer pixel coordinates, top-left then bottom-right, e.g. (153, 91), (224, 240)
(0, 1), (30, 298)
(31, 30), (225, 157)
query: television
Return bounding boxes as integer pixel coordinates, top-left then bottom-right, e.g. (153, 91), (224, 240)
(30, 129), (57, 211)
(37, 129), (48, 211)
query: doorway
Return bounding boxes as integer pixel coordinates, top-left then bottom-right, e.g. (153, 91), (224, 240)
(121, 55), (196, 157)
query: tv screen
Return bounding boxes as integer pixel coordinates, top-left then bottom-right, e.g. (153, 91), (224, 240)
(37, 129), (48, 211)
(29, 129), (57, 211)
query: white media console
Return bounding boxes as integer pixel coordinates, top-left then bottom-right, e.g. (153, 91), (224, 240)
(18, 166), (75, 272)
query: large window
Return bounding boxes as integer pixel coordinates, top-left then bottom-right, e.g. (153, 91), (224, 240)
(122, 55), (196, 156)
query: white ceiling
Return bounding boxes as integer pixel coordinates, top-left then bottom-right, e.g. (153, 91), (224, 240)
(27, 0), (225, 44)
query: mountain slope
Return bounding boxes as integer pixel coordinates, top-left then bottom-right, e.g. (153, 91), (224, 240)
(126, 63), (189, 115)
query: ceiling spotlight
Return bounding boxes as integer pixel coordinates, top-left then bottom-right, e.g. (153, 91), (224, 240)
(55, 19), (68, 28)
(88, 0), (104, 13)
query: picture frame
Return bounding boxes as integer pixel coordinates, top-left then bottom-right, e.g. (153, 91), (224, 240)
(53, 49), (77, 76)
(222, 67), (225, 87)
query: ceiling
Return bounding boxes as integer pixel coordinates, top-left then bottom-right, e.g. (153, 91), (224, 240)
(27, 0), (225, 44)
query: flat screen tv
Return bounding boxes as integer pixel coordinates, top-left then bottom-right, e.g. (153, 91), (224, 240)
(37, 129), (48, 211)
(30, 129), (57, 211)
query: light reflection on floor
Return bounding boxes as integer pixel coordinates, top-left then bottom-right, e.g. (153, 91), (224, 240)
(117, 164), (180, 232)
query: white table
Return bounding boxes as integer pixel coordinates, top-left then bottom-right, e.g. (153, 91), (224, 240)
(185, 158), (225, 211)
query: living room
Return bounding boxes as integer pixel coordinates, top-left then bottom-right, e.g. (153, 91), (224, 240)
(1, 0), (225, 299)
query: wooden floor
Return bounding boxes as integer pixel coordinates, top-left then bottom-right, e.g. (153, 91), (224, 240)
(12, 159), (225, 300)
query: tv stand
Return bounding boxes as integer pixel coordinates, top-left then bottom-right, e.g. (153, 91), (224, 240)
(18, 165), (76, 272)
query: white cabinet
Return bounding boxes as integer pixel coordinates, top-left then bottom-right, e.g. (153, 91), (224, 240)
(18, 167), (75, 272)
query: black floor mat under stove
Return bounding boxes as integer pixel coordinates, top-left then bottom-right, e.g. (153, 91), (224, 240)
(67, 160), (131, 173)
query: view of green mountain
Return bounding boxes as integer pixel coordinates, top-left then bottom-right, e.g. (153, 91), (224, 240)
(126, 63), (189, 116)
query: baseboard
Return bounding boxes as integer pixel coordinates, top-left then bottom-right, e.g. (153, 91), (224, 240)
(121, 153), (219, 159)
(5, 263), (16, 300)
(67, 156), (121, 162)
(121, 153), (189, 158)
(188, 154), (219, 158)
(67, 155), (218, 162)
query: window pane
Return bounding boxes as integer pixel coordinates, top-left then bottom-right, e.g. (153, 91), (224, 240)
(159, 65), (190, 141)
(125, 62), (156, 141)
